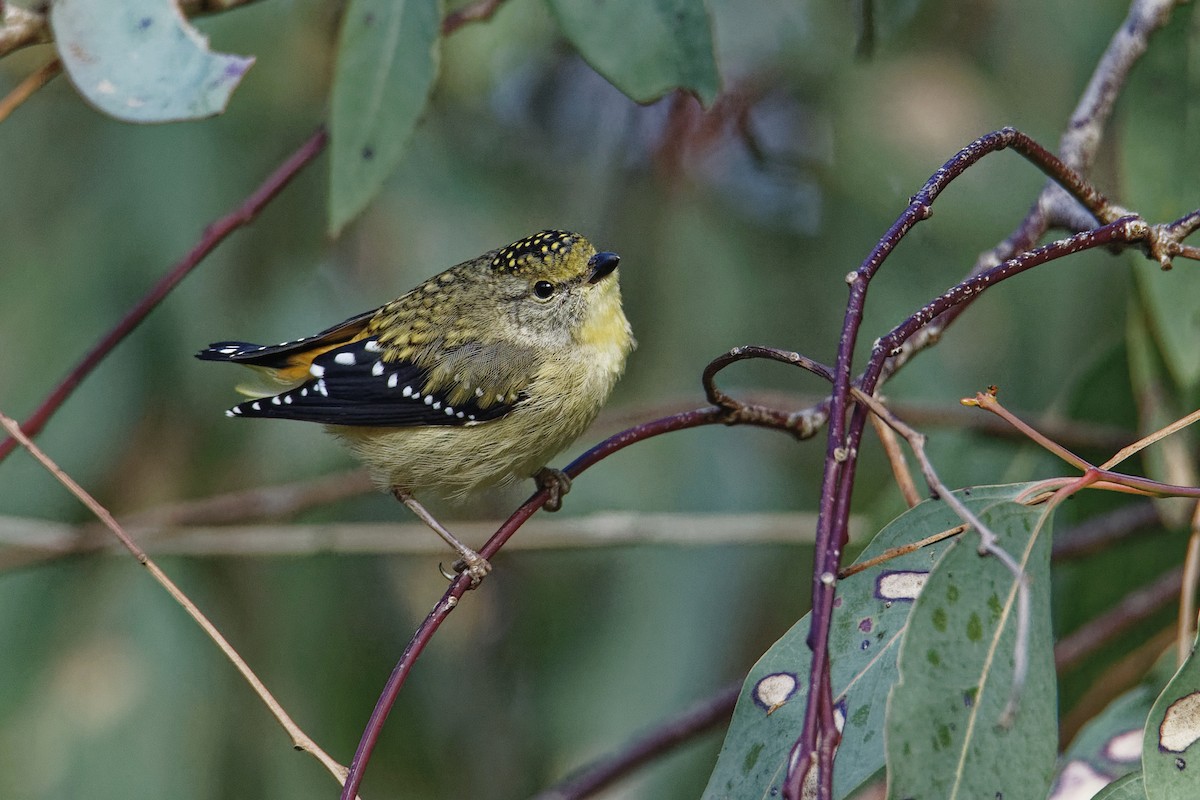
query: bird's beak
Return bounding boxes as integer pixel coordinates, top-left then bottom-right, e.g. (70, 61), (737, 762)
(587, 252), (620, 284)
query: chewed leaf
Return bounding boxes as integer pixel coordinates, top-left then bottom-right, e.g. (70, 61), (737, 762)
(701, 484), (1042, 800)
(50, 0), (253, 123)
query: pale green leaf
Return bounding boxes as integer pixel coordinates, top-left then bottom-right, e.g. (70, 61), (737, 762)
(1092, 772), (1148, 800)
(701, 484), (1038, 800)
(885, 501), (1056, 800)
(329, 0), (442, 235)
(50, 0), (253, 123)
(546, 0), (720, 105)
(1054, 682), (1157, 797)
(1142, 637), (1200, 798)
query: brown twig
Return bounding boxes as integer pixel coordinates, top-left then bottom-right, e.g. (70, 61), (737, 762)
(338, 399), (813, 800)
(0, 126), (330, 465)
(967, 389), (1200, 501)
(867, 404), (921, 508)
(850, 388), (1036, 726)
(0, 410), (359, 797)
(0, 56), (59, 123)
(530, 682), (741, 800)
(1179, 503), (1200, 665)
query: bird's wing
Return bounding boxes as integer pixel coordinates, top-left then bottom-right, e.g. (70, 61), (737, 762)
(219, 335), (531, 427)
(196, 309), (377, 389)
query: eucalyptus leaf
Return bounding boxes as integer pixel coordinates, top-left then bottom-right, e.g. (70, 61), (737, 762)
(50, 0), (253, 123)
(1090, 772), (1148, 800)
(546, 0), (719, 105)
(701, 484), (1040, 800)
(885, 500), (1056, 800)
(329, 0), (442, 235)
(1142, 637), (1200, 798)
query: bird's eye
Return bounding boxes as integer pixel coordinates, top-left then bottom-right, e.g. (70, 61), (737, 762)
(533, 280), (556, 300)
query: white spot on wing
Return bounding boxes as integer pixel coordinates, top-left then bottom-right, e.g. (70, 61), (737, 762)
(371, 361), (385, 376)
(334, 352), (356, 366)
(388, 374), (399, 389)
(364, 340), (382, 352)
(402, 386), (413, 397)
(310, 364), (325, 378)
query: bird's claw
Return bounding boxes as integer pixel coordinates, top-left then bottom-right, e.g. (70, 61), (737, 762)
(535, 467), (572, 512)
(450, 550), (492, 586)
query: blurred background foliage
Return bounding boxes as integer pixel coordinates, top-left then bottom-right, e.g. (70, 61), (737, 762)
(0, 0), (1196, 798)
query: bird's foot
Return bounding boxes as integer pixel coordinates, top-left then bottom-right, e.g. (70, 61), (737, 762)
(450, 549), (493, 586)
(535, 467), (572, 512)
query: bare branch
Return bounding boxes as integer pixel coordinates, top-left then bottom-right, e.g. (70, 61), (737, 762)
(531, 682), (740, 800)
(0, 410), (358, 796)
(0, 126), (330, 465)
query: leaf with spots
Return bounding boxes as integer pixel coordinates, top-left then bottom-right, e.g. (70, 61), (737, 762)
(885, 501), (1056, 800)
(328, 0), (442, 235)
(1142, 635), (1200, 798)
(49, 0), (253, 123)
(546, 0), (719, 105)
(1053, 657), (1177, 798)
(700, 484), (1039, 800)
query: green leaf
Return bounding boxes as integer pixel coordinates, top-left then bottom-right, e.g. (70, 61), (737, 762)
(701, 484), (1038, 800)
(885, 501), (1056, 800)
(1055, 681), (1157, 797)
(1127, 304), (1198, 528)
(49, 0), (253, 123)
(546, 0), (719, 105)
(329, 0), (442, 235)
(1132, 261), (1200, 393)
(1092, 772), (1148, 800)
(1142, 637), (1200, 798)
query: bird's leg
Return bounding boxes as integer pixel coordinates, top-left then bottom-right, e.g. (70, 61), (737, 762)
(392, 488), (491, 585)
(534, 467), (572, 512)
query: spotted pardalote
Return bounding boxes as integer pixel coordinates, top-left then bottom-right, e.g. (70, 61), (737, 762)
(197, 230), (634, 580)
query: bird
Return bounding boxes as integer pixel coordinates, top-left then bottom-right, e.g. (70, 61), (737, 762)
(197, 230), (634, 582)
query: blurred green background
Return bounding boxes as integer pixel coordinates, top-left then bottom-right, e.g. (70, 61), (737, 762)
(1, 1), (1195, 798)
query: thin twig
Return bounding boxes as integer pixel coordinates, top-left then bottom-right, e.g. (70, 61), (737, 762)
(339, 402), (810, 800)
(1179, 503), (1200, 665)
(968, 390), (1200, 501)
(0, 56), (59, 123)
(838, 524), (967, 580)
(867, 406), (921, 507)
(1099, 406), (1200, 471)
(0, 126), (330, 465)
(0, 511), (835, 565)
(0, 411), (358, 797)
(849, 388), (1033, 726)
(530, 682), (740, 800)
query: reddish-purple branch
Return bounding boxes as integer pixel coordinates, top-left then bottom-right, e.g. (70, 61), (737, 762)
(784, 125), (1144, 800)
(0, 126), (330, 464)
